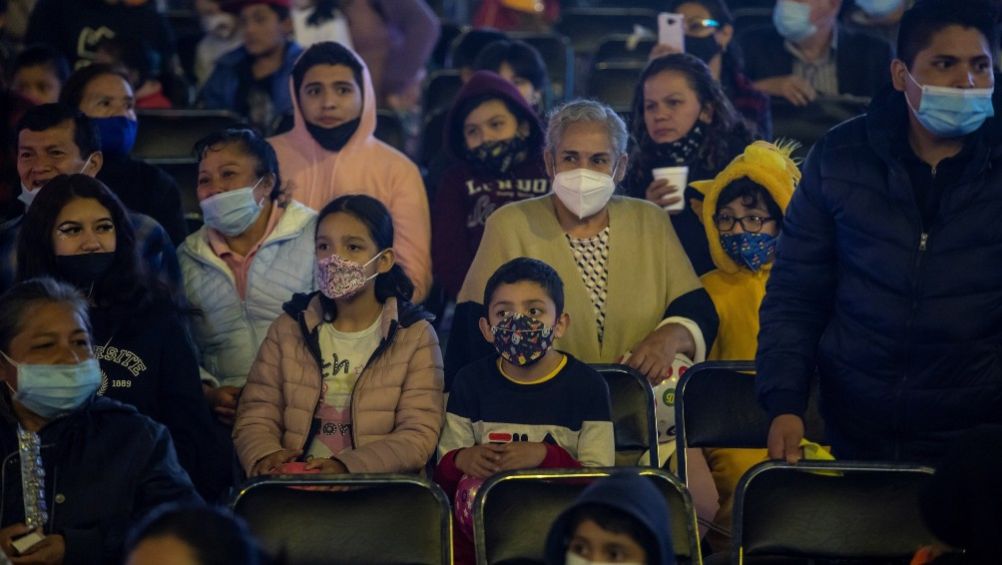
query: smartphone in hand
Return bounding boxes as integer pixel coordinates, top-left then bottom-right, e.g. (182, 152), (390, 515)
(658, 12), (686, 52)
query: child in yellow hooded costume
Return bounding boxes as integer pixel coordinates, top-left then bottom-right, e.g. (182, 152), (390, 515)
(689, 141), (799, 549)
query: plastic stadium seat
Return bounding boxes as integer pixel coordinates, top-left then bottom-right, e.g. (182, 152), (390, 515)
(770, 95), (870, 159)
(423, 69), (464, 117)
(592, 364), (659, 467)
(133, 109), (246, 161)
(509, 31), (575, 103)
(474, 468), (701, 565)
(674, 361), (826, 484)
(555, 8), (658, 56)
(593, 34), (658, 66)
(734, 461), (941, 563)
(586, 62), (645, 113)
(731, 7), (774, 38)
(232, 474), (452, 565)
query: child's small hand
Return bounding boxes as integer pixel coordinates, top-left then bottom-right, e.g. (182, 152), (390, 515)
(251, 448), (302, 477)
(455, 444), (506, 478)
(305, 457), (348, 474)
(498, 442), (548, 471)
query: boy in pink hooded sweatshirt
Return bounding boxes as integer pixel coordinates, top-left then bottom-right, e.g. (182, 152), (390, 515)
(268, 41), (432, 302)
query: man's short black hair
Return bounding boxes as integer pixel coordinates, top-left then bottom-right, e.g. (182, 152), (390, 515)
(484, 257), (565, 315)
(292, 41), (364, 100)
(12, 44), (71, 82)
(16, 103), (100, 158)
(897, 0), (999, 68)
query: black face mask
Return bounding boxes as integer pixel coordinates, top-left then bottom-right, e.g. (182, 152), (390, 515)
(55, 252), (115, 291)
(686, 34), (722, 64)
(306, 118), (361, 152)
(652, 122), (705, 166)
(468, 136), (529, 175)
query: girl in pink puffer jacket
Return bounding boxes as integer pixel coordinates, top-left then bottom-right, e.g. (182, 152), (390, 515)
(233, 194), (444, 477)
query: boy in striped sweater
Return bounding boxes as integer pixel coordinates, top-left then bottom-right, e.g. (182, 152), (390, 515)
(436, 257), (614, 561)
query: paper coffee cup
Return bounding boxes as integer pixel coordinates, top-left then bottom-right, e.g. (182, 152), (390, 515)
(652, 166), (688, 212)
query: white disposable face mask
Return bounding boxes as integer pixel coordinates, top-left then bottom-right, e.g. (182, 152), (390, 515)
(565, 551), (643, 565)
(552, 166), (618, 220)
(19, 153), (94, 209)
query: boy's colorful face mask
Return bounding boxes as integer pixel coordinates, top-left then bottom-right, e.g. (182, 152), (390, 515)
(490, 313), (554, 366)
(720, 232), (777, 271)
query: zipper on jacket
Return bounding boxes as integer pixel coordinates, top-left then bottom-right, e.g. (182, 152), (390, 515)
(296, 309), (400, 454)
(896, 230), (930, 460)
(347, 321), (399, 450)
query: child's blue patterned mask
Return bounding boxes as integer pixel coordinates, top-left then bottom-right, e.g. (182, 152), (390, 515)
(720, 232), (777, 271)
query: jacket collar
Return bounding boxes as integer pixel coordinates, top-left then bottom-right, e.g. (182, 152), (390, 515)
(865, 85), (995, 177)
(183, 200), (315, 262)
(285, 292), (432, 340)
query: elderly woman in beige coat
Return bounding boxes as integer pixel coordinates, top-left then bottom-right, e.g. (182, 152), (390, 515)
(233, 194), (444, 477)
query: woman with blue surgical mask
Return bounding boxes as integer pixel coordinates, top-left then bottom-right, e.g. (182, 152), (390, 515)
(59, 64), (188, 245)
(14, 174), (228, 502)
(0, 277), (201, 564)
(179, 128), (316, 427)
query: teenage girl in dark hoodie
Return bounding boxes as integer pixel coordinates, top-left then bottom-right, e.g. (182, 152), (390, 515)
(432, 70), (549, 300)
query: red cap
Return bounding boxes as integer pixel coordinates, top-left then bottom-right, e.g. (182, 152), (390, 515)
(220, 0), (292, 14)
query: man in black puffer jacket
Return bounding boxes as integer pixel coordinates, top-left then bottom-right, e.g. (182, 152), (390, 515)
(758, 0), (1002, 464)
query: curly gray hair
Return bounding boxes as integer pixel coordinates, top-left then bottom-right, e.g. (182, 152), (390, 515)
(544, 99), (629, 159)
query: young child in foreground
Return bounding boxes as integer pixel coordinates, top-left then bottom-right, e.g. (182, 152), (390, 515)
(436, 257), (615, 562)
(544, 472), (676, 565)
(690, 140), (806, 549)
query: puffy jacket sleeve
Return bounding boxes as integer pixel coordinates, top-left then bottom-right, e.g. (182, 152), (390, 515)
(385, 159), (432, 304)
(335, 322), (444, 473)
(756, 139), (837, 419)
(233, 315), (290, 473)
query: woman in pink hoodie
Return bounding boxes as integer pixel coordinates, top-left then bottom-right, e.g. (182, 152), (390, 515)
(268, 41), (432, 302)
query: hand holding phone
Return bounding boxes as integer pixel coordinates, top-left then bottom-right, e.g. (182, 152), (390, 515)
(658, 12), (686, 53)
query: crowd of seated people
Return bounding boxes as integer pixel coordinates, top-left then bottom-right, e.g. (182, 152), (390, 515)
(0, 0), (999, 563)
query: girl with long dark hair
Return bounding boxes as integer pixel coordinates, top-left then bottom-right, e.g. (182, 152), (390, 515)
(15, 174), (228, 500)
(233, 193), (443, 477)
(624, 53), (755, 275)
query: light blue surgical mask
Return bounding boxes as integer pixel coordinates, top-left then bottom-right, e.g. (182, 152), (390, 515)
(18, 183), (41, 209)
(1, 353), (101, 420)
(855, 0), (903, 18)
(906, 72), (995, 138)
(773, 0), (816, 42)
(199, 179), (265, 236)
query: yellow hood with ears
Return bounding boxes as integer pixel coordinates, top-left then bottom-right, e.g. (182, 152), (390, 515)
(690, 140), (801, 275)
